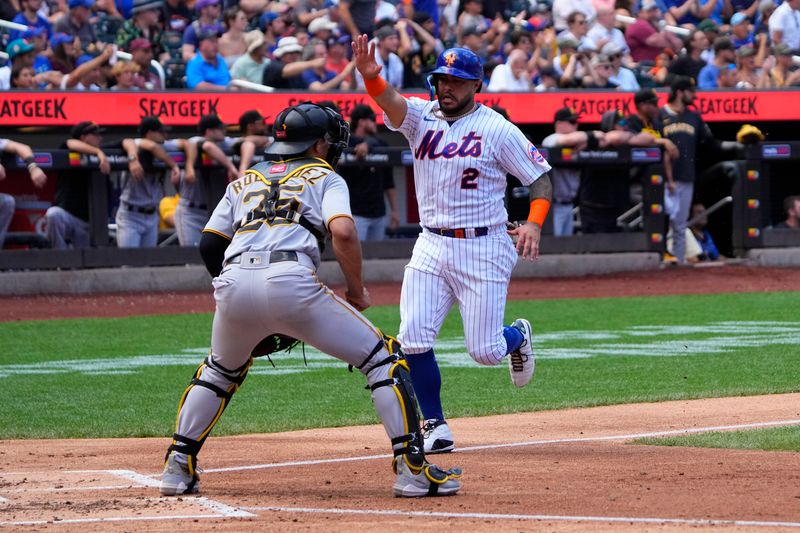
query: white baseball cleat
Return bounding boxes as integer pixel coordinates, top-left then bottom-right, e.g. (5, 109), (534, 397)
(508, 318), (535, 388)
(422, 419), (455, 454)
(392, 454), (462, 497)
(160, 452), (200, 496)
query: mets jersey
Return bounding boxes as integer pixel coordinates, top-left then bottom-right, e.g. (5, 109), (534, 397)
(385, 98), (552, 229)
(203, 157), (352, 268)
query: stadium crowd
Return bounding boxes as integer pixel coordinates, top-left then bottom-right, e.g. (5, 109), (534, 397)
(0, 0), (799, 92)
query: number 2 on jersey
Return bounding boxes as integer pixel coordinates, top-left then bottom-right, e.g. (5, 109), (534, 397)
(460, 168), (479, 189)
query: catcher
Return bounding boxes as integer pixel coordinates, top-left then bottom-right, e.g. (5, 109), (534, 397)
(160, 102), (461, 498)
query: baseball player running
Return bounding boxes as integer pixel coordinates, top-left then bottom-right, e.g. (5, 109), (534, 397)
(353, 36), (553, 453)
(160, 102), (461, 498)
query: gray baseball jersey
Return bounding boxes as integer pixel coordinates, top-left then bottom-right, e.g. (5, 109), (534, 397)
(119, 138), (178, 207)
(204, 158), (352, 268)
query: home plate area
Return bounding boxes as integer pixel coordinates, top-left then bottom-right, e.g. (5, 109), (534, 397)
(1, 395), (799, 531)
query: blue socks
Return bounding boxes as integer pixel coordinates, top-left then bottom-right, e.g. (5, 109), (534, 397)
(503, 325), (524, 354)
(405, 349), (444, 421)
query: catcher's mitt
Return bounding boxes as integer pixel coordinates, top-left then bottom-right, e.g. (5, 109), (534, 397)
(736, 124), (765, 144)
(250, 333), (301, 358)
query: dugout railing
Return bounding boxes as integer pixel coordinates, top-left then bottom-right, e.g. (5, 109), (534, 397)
(1, 145), (670, 271)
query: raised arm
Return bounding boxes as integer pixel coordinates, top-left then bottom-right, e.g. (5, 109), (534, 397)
(353, 35), (408, 128)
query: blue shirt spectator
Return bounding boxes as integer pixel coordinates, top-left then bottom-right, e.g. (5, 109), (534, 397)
(11, 9), (52, 41)
(302, 68), (336, 86)
(663, 0), (701, 25)
(185, 27), (230, 89)
(698, 0), (724, 24)
(697, 63), (720, 87)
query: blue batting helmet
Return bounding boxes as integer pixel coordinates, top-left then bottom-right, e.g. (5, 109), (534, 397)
(429, 48), (482, 81)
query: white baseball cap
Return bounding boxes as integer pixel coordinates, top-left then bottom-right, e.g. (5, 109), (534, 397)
(308, 17), (338, 34)
(273, 36), (303, 58)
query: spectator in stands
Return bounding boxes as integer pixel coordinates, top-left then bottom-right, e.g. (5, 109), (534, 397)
(487, 49), (533, 91)
(339, 0), (378, 39)
(173, 114), (236, 247)
(339, 104), (399, 241)
(117, 116), (185, 248)
(262, 36), (325, 88)
(769, 0), (800, 51)
(0, 138), (47, 250)
(356, 25), (405, 89)
(557, 39), (591, 86)
(53, 0), (97, 45)
(182, 0), (223, 62)
(235, 110), (272, 173)
(60, 46), (114, 89)
(457, 0), (491, 37)
(664, 0), (700, 26)
(45, 122), (111, 249)
(731, 0), (758, 23)
(716, 61), (738, 86)
(668, 29), (710, 83)
(769, 42), (800, 87)
(11, 0), (53, 41)
(302, 40), (357, 90)
(735, 43), (769, 87)
(755, 0), (775, 36)
(186, 27), (231, 90)
(0, 39), (37, 90)
(111, 60), (141, 89)
(534, 65), (560, 90)
(604, 41), (640, 89)
(258, 11), (283, 51)
(401, 13), (445, 88)
(230, 30), (268, 84)
(625, 0), (682, 62)
(11, 65), (37, 88)
(128, 38), (163, 89)
(775, 195), (800, 228)
(730, 12), (754, 48)
(49, 33), (78, 74)
(697, 36), (735, 88)
(326, 35), (353, 75)
(117, 0), (166, 56)
(163, 0), (192, 33)
(584, 53), (620, 87)
(459, 25), (488, 59)
(542, 107), (597, 236)
(308, 16), (339, 41)
(559, 11), (593, 51)
(695, 0), (731, 26)
(585, 7), (630, 58)
(218, 6), (249, 67)
(553, 0), (596, 32)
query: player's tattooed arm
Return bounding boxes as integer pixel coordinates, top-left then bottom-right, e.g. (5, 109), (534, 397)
(529, 172), (553, 203)
(509, 173), (552, 261)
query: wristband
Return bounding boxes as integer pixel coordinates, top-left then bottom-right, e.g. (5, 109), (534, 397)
(527, 198), (551, 226)
(363, 75), (388, 97)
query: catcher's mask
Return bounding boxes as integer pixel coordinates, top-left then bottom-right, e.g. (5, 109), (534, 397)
(265, 102), (350, 167)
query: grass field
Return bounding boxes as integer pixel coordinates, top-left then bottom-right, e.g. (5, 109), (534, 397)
(2, 291), (799, 440)
(635, 425), (800, 452)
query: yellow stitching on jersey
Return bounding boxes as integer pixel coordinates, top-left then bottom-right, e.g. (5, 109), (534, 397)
(202, 228), (232, 241)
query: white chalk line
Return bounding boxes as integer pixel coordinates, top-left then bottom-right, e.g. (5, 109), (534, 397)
(0, 496), (254, 527)
(242, 505), (800, 528)
(201, 417), (800, 474)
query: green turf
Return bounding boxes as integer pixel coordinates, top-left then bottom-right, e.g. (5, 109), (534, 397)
(1, 291), (799, 439)
(634, 426), (800, 452)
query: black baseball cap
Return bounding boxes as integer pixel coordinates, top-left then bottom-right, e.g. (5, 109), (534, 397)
(238, 109), (264, 131)
(138, 115), (168, 136)
(349, 104), (376, 129)
(71, 121), (105, 138)
(198, 113), (225, 133)
(670, 75), (696, 93)
(554, 107), (581, 122)
(634, 88), (659, 106)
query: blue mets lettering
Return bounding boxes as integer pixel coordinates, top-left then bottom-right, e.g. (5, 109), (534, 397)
(414, 130), (482, 160)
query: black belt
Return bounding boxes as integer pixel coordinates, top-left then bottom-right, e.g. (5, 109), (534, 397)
(227, 251), (298, 265)
(182, 201), (208, 210)
(122, 202), (157, 215)
(425, 227), (488, 238)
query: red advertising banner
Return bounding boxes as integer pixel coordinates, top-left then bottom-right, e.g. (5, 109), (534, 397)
(0, 89), (787, 127)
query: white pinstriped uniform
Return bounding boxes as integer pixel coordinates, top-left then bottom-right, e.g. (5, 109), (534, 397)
(385, 98), (551, 365)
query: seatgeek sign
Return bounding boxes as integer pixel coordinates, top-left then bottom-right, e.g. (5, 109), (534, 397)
(0, 90), (789, 126)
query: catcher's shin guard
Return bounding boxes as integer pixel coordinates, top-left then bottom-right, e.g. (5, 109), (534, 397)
(166, 355), (252, 463)
(361, 334), (424, 458)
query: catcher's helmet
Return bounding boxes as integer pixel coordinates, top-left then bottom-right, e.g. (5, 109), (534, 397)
(429, 48), (482, 81)
(265, 102), (350, 166)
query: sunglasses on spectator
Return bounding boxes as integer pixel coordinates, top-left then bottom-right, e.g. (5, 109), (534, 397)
(609, 54), (622, 60)
(574, 19), (587, 24)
